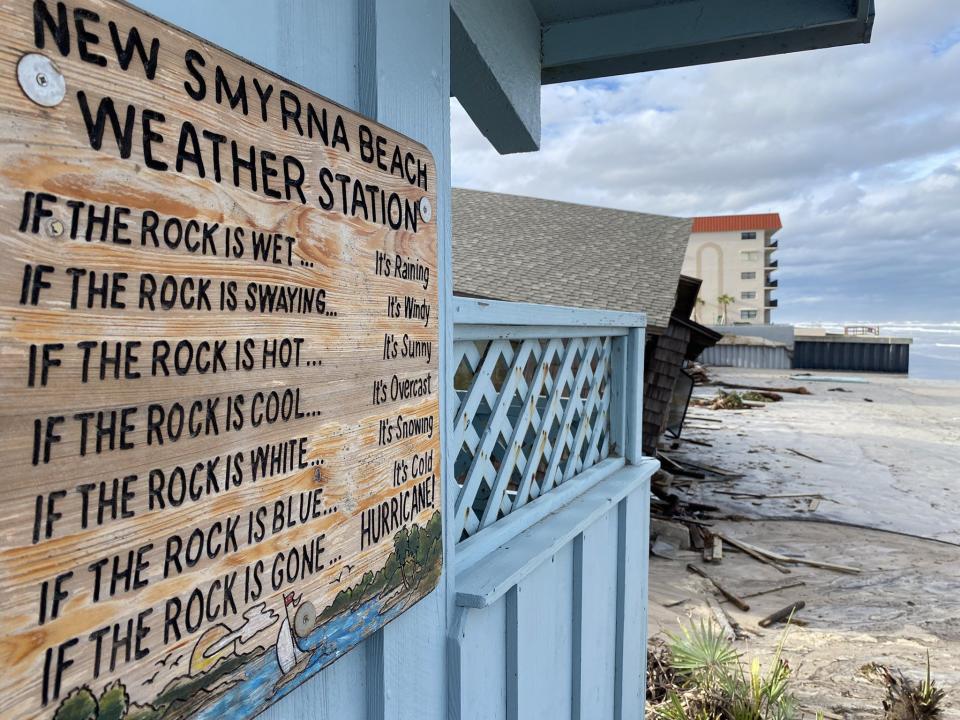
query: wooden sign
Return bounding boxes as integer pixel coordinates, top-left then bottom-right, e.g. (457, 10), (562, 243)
(0, 1), (441, 718)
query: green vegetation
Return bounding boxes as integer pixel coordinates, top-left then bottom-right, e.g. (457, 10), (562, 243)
(648, 619), (796, 720)
(53, 684), (157, 720)
(319, 511), (442, 622)
(54, 688), (98, 720)
(96, 682), (128, 720)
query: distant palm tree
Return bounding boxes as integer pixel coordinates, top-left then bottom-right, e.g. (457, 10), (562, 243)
(717, 294), (735, 324)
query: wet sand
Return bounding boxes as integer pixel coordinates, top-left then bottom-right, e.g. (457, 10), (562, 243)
(647, 369), (960, 718)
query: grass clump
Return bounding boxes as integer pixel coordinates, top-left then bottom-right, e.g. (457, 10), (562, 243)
(647, 619), (796, 720)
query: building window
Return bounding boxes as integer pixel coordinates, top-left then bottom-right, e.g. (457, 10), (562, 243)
(741, 271), (756, 280)
(741, 291), (756, 300)
(740, 250), (761, 261)
(741, 231), (757, 239)
(740, 309), (758, 320)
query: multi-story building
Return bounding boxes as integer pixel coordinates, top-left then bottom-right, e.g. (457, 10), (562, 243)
(681, 213), (782, 325)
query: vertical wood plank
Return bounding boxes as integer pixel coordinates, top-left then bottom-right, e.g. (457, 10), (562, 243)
(514, 545), (575, 720)
(614, 485), (651, 720)
(130, 0), (361, 108)
(573, 510), (620, 720)
(363, 1), (452, 719)
(506, 586), (520, 720)
(624, 327), (645, 464)
(608, 335), (627, 458)
(452, 600), (508, 720)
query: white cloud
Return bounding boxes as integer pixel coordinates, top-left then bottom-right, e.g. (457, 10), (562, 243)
(451, 0), (960, 322)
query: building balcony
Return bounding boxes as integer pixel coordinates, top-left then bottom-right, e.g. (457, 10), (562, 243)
(765, 239), (779, 249)
(765, 259), (779, 269)
(766, 278), (779, 288)
(765, 298), (779, 308)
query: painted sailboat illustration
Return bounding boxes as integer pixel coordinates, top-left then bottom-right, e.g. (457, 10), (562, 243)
(276, 591), (319, 674)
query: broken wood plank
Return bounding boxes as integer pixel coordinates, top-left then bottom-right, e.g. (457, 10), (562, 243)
(677, 436), (713, 448)
(759, 601), (806, 628)
(717, 533), (792, 574)
(670, 457), (742, 477)
(715, 382), (812, 395)
(739, 580), (806, 600)
(705, 596), (737, 642)
(686, 564), (750, 611)
(786, 447), (823, 463)
(719, 535), (861, 574)
(715, 491), (823, 500)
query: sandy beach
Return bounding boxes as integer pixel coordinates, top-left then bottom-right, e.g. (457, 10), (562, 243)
(647, 369), (960, 718)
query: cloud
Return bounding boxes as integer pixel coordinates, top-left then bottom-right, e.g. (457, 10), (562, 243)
(451, 0), (960, 323)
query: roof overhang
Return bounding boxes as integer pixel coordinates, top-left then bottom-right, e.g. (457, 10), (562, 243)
(452, 0), (874, 154)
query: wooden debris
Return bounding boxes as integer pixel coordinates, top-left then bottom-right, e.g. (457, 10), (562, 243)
(715, 491), (823, 500)
(742, 390), (783, 402)
(715, 382), (812, 395)
(686, 564), (750, 611)
(807, 497), (821, 512)
(657, 453), (707, 479)
(705, 596), (748, 641)
(651, 539), (678, 560)
(786, 447), (823, 463)
(671, 457), (742, 477)
(677, 436), (713, 448)
(739, 580), (806, 600)
(717, 533), (792, 574)
(705, 596), (737, 642)
(759, 601), (806, 628)
(718, 535), (861, 575)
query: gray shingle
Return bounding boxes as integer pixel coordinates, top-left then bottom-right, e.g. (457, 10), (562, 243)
(452, 188), (692, 331)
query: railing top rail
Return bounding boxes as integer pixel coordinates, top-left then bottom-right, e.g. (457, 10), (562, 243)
(454, 297), (646, 329)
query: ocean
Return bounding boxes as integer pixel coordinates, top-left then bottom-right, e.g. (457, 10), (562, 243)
(803, 322), (960, 381)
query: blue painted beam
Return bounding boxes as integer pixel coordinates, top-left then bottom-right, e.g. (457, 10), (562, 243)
(451, 0), (541, 153)
(541, 0), (875, 84)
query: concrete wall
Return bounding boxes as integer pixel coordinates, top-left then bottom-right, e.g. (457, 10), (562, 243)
(709, 324), (796, 349)
(682, 227), (777, 325)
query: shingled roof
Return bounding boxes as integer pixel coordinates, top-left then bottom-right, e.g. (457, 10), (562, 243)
(452, 188), (692, 332)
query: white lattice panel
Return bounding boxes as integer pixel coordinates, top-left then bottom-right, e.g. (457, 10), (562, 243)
(452, 335), (613, 541)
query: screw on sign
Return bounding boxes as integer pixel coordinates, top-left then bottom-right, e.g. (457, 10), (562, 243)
(0, 1), (441, 719)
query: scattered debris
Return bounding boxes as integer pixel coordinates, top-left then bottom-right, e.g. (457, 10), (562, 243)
(759, 600), (806, 628)
(787, 447), (823, 463)
(742, 390), (783, 402)
(645, 637), (677, 706)
(739, 580), (806, 600)
(717, 535), (861, 574)
(705, 595), (747, 641)
(651, 539), (678, 560)
(715, 490), (824, 500)
(865, 397), (875, 403)
(711, 382), (812, 395)
(828, 387), (852, 392)
(686, 563), (750, 611)
(651, 518), (692, 552)
(685, 362), (710, 385)
(717, 533), (792, 574)
(666, 456), (742, 477)
(676, 436), (713, 448)
(867, 655), (946, 720)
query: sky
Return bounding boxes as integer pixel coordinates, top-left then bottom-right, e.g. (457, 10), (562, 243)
(450, 0), (960, 324)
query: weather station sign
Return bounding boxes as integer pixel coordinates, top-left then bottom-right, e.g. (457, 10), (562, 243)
(0, 1), (441, 718)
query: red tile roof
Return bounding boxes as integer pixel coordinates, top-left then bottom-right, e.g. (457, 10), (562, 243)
(691, 213), (782, 233)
